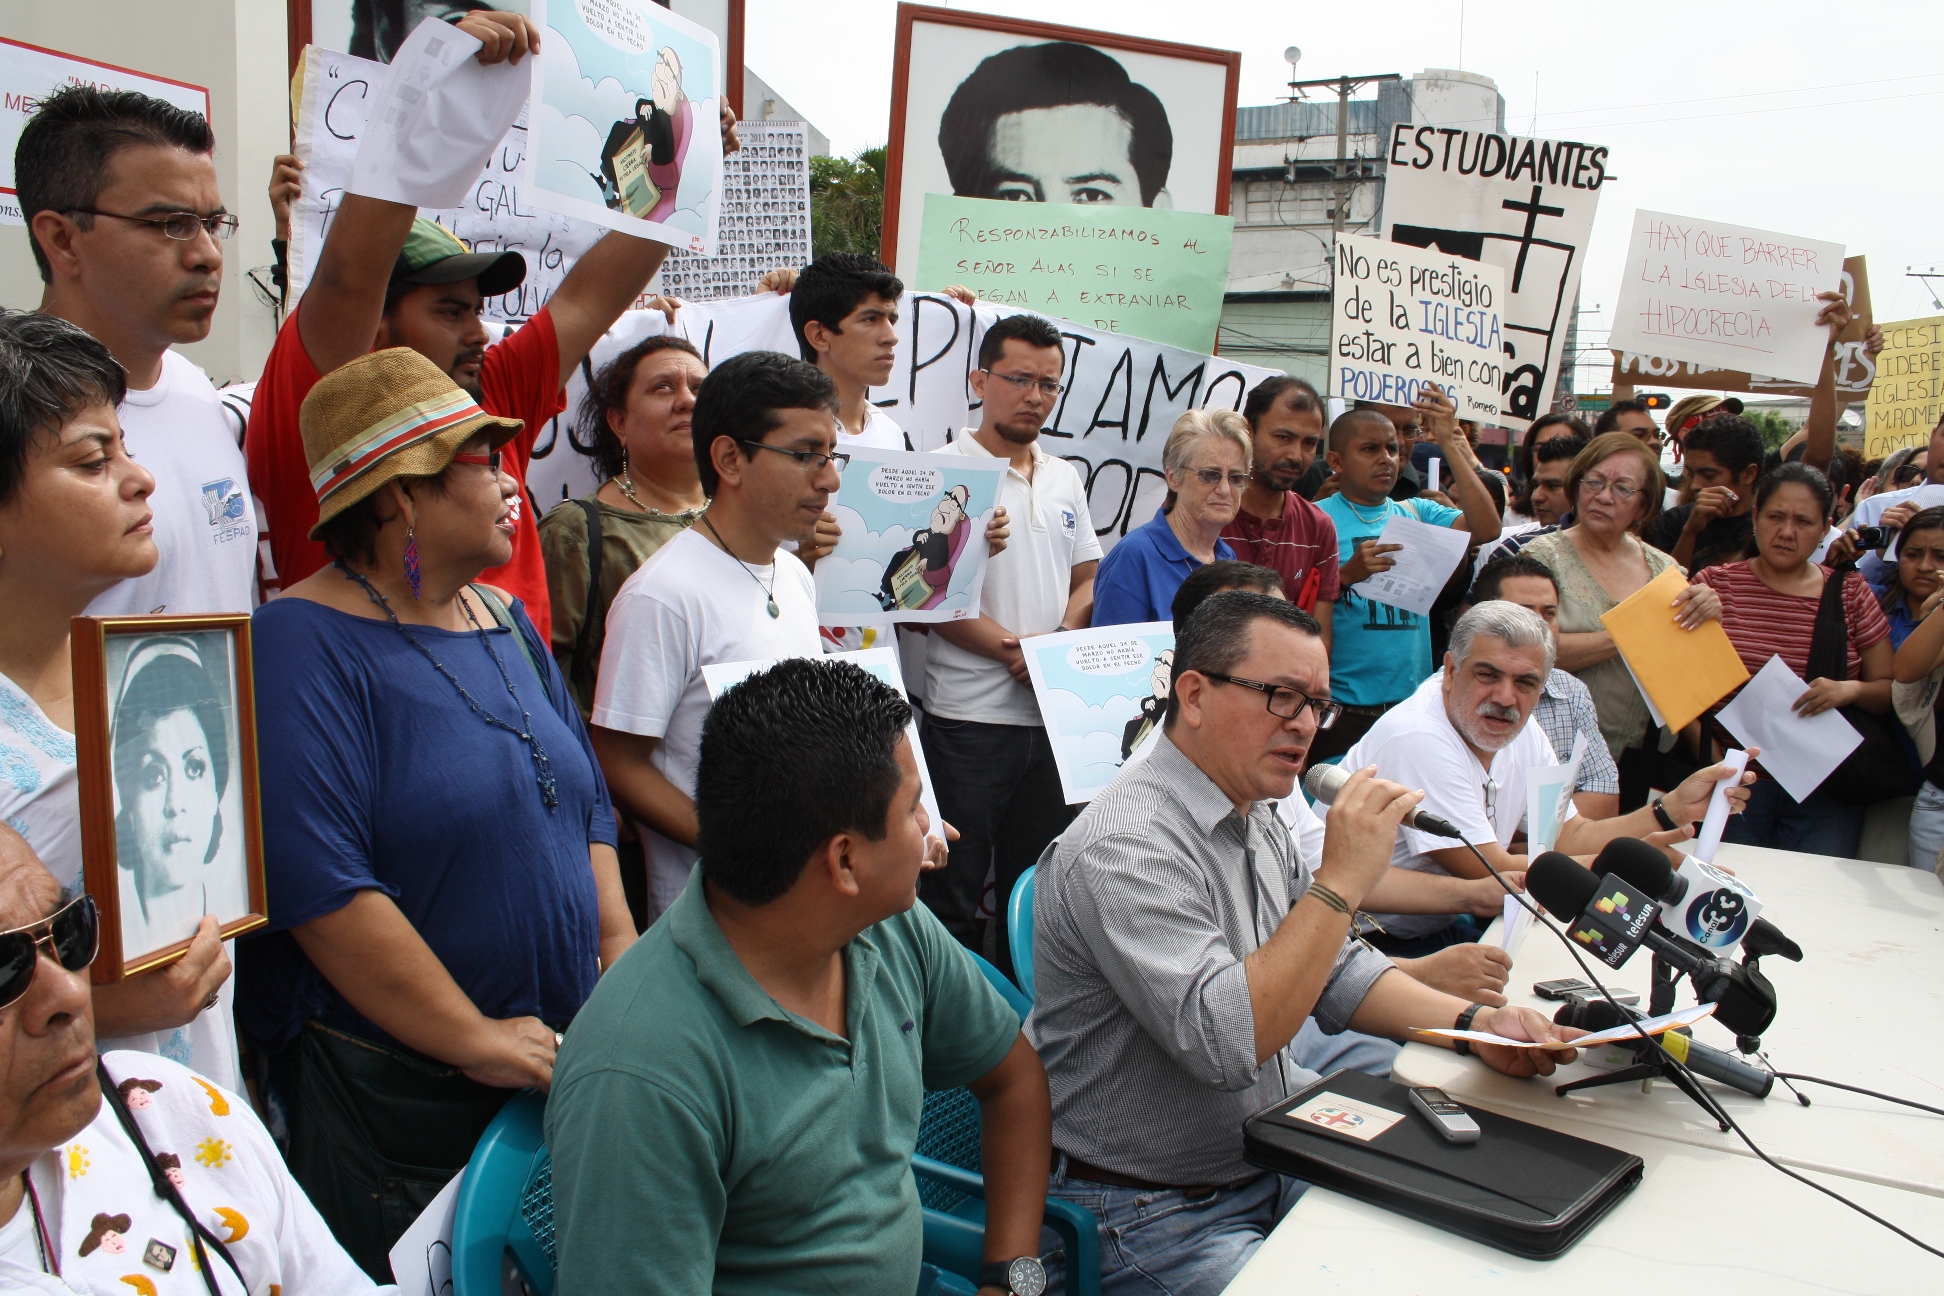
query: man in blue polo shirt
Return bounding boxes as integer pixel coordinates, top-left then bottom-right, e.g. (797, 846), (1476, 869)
(547, 657), (1052, 1296)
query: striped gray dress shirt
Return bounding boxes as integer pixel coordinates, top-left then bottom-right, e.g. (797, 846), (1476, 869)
(1030, 733), (1394, 1186)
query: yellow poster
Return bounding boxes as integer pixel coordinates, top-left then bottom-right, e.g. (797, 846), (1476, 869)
(1864, 315), (1944, 458)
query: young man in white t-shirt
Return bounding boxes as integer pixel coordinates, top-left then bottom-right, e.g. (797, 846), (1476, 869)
(924, 314), (1101, 979)
(17, 87), (254, 1090)
(23, 86), (258, 620)
(591, 351), (838, 919)
(1344, 601), (1752, 956)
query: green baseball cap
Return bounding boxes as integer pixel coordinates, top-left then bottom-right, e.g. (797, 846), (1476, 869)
(390, 219), (527, 298)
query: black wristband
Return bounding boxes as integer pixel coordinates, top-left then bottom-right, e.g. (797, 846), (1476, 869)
(1451, 1003), (1484, 1056)
(1651, 796), (1677, 832)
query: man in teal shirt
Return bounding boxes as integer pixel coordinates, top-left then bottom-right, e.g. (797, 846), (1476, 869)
(547, 657), (1050, 1295)
(1310, 388), (1501, 764)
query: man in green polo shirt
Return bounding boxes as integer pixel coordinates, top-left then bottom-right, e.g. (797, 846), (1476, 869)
(547, 657), (1051, 1296)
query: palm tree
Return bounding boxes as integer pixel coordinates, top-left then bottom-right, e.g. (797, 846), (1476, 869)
(809, 146), (886, 258)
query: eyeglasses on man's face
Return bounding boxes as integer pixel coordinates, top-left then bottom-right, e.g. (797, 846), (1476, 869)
(1199, 671), (1341, 726)
(981, 369), (1064, 399)
(737, 439), (851, 473)
(68, 208), (239, 242)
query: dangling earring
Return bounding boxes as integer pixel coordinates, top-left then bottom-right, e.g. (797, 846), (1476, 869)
(404, 526), (422, 600)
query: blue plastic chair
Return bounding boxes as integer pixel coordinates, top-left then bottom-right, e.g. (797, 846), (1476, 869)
(1006, 865), (1037, 1002)
(451, 953), (1095, 1296)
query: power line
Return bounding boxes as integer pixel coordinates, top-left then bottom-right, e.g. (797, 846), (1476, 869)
(1533, 70), (1944, 121)
(1566, 88), (1944, 132)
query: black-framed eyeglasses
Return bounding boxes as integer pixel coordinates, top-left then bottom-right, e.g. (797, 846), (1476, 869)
(67, 208), (239, 242)
(981, 369), (1065, 398)
(1200, 671), (1341, 726)
(737, 439), (850, 473)
(450, 450), (503, 472)
(0, 894), (98, 1011)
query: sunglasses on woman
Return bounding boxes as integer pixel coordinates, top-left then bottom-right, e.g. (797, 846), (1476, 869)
(0, 895), (98, 1011)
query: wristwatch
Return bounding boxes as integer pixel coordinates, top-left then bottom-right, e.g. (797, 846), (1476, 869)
(981, 1257), (1047, 1296)
(1450, 1002), (1485, 1056)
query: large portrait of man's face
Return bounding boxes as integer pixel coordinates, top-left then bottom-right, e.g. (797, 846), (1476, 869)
(886, 11), (1238, 278)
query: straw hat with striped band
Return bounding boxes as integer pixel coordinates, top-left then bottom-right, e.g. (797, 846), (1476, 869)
(301, 348), (523, 539)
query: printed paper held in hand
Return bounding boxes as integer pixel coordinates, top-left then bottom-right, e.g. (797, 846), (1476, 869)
(350, 18), (531, 209)
(1716, 655), (1862, 803)
(1601, 566), (1747, 732)
(1349, 514), (1470, 617)
(1497, 893), (1533, 957)
(1524, 730), (1586, 855)
(1421, 1002), (1716, 1050)
(813, 447), (1006, 626)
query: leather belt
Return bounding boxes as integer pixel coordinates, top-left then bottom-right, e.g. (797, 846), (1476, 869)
(1056, 1151), (1254, 1197)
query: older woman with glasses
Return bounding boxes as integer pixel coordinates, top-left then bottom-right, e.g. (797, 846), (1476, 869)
(1092, 408), (1252, 626)
(1518, 432), (1723, 759)
(242, 349), (632, 1277)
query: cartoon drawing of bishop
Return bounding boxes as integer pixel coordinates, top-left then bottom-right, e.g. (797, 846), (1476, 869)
(600, 47), (693, 222)
(877, 485), (973, 612)
(1121, 649), (1173, 761)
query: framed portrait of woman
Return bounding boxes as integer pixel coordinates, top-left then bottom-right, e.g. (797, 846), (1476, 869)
(72, 614), (266, 982)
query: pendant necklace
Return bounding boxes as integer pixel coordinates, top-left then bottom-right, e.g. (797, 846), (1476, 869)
(701, 514), (780, 618)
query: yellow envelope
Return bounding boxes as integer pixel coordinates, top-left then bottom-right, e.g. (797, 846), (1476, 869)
(1599, 565), (1749, 732)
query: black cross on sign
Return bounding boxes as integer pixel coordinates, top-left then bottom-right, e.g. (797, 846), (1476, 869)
(1500, 185), (1566, 293)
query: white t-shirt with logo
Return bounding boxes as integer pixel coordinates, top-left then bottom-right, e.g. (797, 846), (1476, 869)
(0, 674), (242, 1092)
(592, 526), (821, 905)
(925, 432), (1101, 726)
(87, 349), (258, 618)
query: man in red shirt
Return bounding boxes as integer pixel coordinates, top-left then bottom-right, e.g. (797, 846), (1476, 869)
(245, 10), (734, 642)
(1221, 374), (1340, 647)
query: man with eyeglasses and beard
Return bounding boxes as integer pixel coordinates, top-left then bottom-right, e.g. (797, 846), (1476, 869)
(1344, 601), (1754, 957)
(920, 314), (1100, 980)
(0, 826), (385, 1293)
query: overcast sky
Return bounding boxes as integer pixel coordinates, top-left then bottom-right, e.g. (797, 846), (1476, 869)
(746, 0), (1944, 362)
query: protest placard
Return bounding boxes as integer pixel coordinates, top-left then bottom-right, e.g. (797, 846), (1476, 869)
(1330, 233), (1505, 420)
(527, 0), (724, 254)
(289, 45), (602, 320)
(1382, 125), (1608, 431)
(524, 292), (1284, 557)
(815, 447), (1006, 626)
(654, 121), (809, 300)
(1608, 210), (1844, 386)
(1610, 256), (1875, 403)
(0, 38), (208, 225)
(916, 194), (1234, 353)
(1021, 623), (1176, 804)
(1863, 315), (1944, 458)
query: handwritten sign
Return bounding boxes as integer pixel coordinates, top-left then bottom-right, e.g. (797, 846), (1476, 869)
(654, 121), (809, 301)
(1611, 256), (1875, 406)
(1331, 232), (1505, 419)
(914, 194), (1234, 353)
(1608, 210), (1844, 386)
(1864, 316), (1944, 458)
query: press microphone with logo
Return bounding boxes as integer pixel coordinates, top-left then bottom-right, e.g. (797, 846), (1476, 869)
(1552, 995), (1774, 1099)
(1303, 763), (1465, 839)
(1590, 838), (1803, 962)
(1526, 850), (1778, 1039)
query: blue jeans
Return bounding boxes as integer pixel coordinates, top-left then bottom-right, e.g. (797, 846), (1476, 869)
(1045, 1158), (1306, 1295)
(1291, 1018), (1399, 1079)
(1722, 775), (1863, 858)
(1909, 781), (1944, 872)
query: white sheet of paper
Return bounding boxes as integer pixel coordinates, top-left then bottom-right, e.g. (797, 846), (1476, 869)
(350, 18), (530, 209)
(1691, 748), (1749, 865)
(1422, 1002), (1715, 1049)
(389, 1168), (462, 1292)
(1523, 730), (1587, 854)
(1349, 514), (1471, 617)
(1716, 655), (1862, 802)
(1498, 893), (1533, 956)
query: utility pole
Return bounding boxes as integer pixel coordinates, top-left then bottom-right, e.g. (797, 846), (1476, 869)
(1282, 71), (1402, 239)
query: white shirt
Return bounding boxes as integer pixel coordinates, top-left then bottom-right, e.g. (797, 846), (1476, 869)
(592, 526), (820, 885)
(87, 350), (258, 617)
(0, 677), (241, 1089)
(925, 433), (1102, 725)
(0, 1052), (391, 1295)
(1343, 671), (1574, 939)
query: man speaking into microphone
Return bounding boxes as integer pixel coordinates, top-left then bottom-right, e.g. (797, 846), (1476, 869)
(1345, 602), (1756, 956)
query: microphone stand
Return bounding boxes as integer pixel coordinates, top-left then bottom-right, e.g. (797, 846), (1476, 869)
(1552, 1036), (1735, 1131)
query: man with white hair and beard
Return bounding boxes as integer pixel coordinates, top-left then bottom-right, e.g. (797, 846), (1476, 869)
(1345, 601), (1754, 957)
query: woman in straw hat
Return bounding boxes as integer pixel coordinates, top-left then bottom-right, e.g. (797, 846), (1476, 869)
(240, 348), (632, 1276)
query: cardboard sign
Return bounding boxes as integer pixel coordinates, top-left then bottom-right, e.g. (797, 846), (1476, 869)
(1331, 232), (1505, 419)
(916, 194), (1235, 353)
(1608, 210), (1844, 386)
(1382, 125), (1608, 431)
(1864, 315), (1944, 459)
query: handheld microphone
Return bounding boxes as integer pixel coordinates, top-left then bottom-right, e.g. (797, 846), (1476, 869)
(1553, 997), (1773, 1099)
(1304, 763), (1466, 839)
(1527, 851), (1778, 1039)
(1589, 838), (1799, 961)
